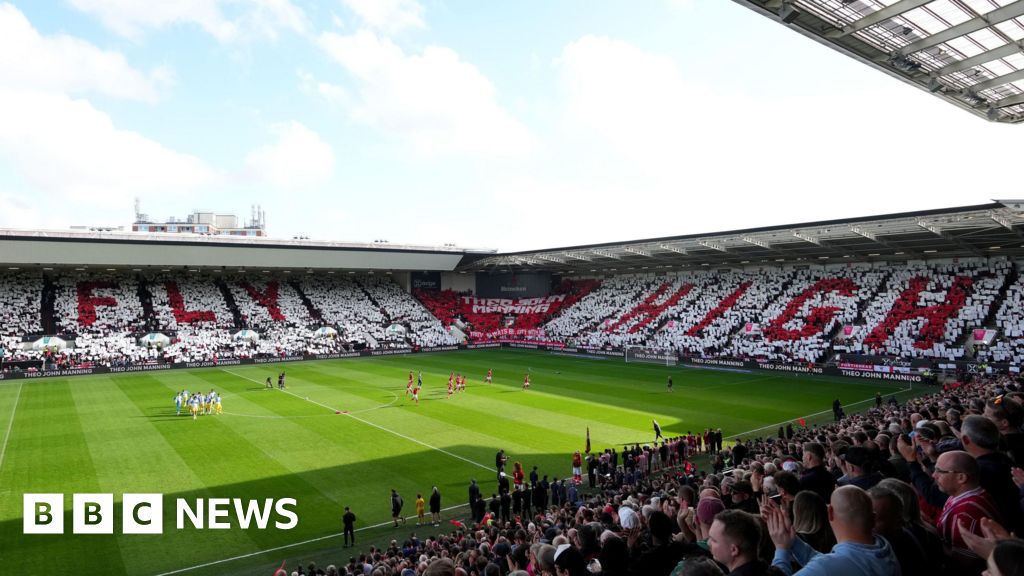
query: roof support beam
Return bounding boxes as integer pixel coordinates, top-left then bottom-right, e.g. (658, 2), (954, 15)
(990, 211), (1024, 241)
(991, 212), (1016, 230)
(792, 231), (820, 245)
(563, 252), (592, 261)
(590, 249), (621, 259)
(828, 0), (933, 38)
(964, 68), (1024, 96)
(623, 247), (651, 257)
(898, 1), (1024, 57)
(936, 40), (1024, 76)
(536, 254), (565, 264)
(697, 239), (728, 252)
(917, 220), (983, 256)
(659, 244), (687, 255)
(991, 92), (1024, 109)
(917, 220), (943, 235)
(849, 226), (878, 241)
(741, 236), (771, 249)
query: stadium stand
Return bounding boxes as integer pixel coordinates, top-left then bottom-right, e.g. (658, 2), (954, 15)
(415, 278), (597, 342)
(359, 276), (461, 347)
(989, 273), (1024, 365)
(0, 271), (43, 338)
(3, 258), (1024, 372)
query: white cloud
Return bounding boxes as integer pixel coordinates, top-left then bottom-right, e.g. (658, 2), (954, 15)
(0, 4), (213, 207)
(318, 30), (531, 157)
(548, 34), (1024, 244)
(0, 88), (216, 204)
(0, 3), (169, 102)
(557, 35), (728, 178)
(0, 193), (47, 229)
(666, 0), (695, 10)
(67, 0), (307, 43)
(245, 122), (335, 188)
(342, 0), (425, 35)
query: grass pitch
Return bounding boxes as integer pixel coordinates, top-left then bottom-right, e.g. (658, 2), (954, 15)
(0, 349), (915, 575)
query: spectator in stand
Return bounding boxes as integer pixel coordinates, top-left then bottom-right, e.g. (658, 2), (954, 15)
(837, 447), (882, 491)
(867, 484), (930, 576)
(765, 485), (899, 576)
(799, 443), (836, 502)
(706, 509), (774, 576)
(984, 399), (1024, 467)
(792, 491), (836, 554)
(959, 415), (1024, 534)
(931, 451), (1002, 568)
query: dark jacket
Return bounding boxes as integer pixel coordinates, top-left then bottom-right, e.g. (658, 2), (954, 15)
(977, 451), (1024, 534)
(799, 465), (836, 501)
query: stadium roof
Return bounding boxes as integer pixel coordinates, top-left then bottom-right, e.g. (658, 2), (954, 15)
(732, 0), (1024, 124)
(0, 229), (493, 272)
(460, 201), (1024, 273)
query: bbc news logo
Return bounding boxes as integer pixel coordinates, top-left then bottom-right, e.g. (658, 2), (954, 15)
(24, 494), (298, 534)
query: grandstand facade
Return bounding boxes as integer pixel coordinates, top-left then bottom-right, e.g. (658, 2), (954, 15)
(2, 201), (1023, 382)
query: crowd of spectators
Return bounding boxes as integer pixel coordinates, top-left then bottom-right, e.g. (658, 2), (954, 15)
(2, 258), (1024, 372)
(360, 276), (460, 348)
(546, 275), (670, 349)
(415, 280), (598, 345)
(278, 373), (1024, 576)
(986, 274), (1024, 365)
(543, 259), (1017, 366)
(847, 260), (1008, 360)
(0, 272), (43, 338)
(0, 272), (461, 369)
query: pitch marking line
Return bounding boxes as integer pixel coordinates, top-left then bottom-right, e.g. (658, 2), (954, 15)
(0, 381), (23, 475)
(152, 502), (470, 576)
(725, 383), (913, 440)
(220, 369), (492, 473)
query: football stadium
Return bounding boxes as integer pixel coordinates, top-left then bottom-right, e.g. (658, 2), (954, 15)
(4, 2), (1024, 576)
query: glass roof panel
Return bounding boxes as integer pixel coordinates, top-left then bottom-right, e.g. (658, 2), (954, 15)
(994, 19), (1024, 39)
(736, 0), (1024, 123)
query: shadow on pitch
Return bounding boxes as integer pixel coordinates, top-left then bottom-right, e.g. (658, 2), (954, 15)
(2, 443), (599, 576)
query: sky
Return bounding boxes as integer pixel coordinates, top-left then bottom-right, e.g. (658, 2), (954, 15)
(0, 0), (1019, 252)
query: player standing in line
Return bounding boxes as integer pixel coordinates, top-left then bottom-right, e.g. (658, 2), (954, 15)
(278, 371), (286, 389)
(447, 375), (454, 399)
(412, 383), (420, 405)
(485, 368), (493, 384)
(215, 393), (222, 415)
(407, 370), (414, 395)
(512, 461), (524, 490)
(457, 373), (465, 393)
(174, 392), (182, 416)
(522, 373), (530, 390)
(667, 376), (674, 393)
(572, 451), (583, 485)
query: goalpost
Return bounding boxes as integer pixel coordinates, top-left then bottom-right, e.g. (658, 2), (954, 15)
(624, 345), (678, 367)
